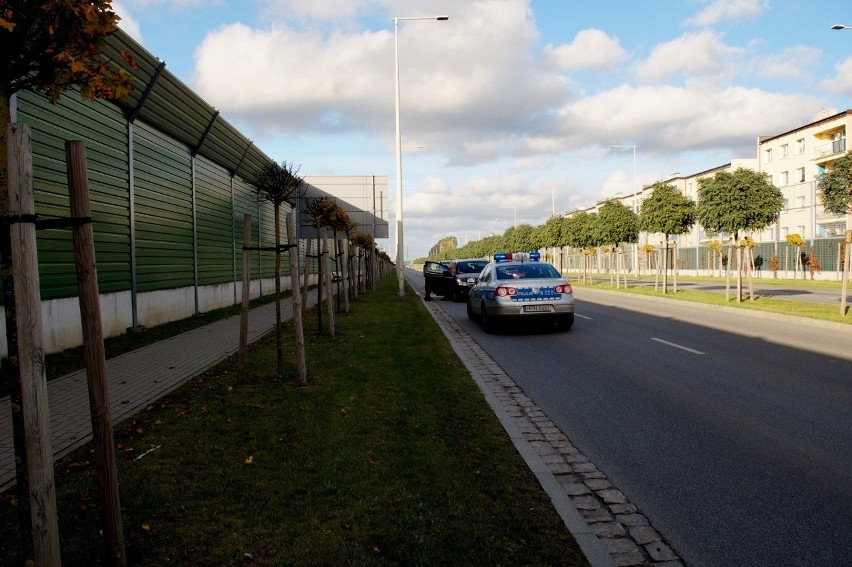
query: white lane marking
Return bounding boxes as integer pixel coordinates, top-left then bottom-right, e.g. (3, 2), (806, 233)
(576, 314), (593, 320)
(650, 337), (705, 355)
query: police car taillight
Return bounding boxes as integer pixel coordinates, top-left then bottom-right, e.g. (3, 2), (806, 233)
(495, 286), (517, 297)
(555, 284), (573, 294)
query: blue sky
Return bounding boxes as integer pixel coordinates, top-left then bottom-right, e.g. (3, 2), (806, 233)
(113, 0), (852, 259)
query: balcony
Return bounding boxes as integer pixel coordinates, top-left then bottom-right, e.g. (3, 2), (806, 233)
(813, 138), (846, 160)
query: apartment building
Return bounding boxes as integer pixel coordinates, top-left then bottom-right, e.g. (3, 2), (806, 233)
(755, 108), (849, 242)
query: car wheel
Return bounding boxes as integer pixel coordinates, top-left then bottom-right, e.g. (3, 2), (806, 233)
(481, 304), (496, 333)
(556, 313), (574, 332)
(466, 300), (477, 321)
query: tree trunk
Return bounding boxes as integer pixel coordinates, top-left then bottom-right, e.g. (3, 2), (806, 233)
(301, 238), (311, 317)
(274, 205), (282, 376)
(322, 232), (335, 337)
(725, 238), (733, 302)
(315, 231), (323, 334)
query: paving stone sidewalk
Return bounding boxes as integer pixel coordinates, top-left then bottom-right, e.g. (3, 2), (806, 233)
(0, 298), (304, 493)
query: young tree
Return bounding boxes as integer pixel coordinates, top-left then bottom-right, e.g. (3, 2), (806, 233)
(595, 200), (638, 287)
(302, 196), (342, 333)
(2, 3), (134, 563)
(252, 161), (304, 383)
(638, 183), (695, 293)
(563, 211), (595, 282)
(697, 168), (783, 301)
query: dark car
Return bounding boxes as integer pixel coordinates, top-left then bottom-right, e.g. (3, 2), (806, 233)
(447, 258), (489, 300)
(423, 258), (488, 301)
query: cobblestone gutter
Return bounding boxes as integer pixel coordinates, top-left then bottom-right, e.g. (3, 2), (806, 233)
(424, 299), (686, 567)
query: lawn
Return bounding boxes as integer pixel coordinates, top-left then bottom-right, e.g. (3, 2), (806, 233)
(0, 276), (587, 566)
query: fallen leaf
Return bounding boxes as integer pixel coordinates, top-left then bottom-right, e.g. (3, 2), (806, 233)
(141, 523), (150, 531)
(245, 456), (254, 464)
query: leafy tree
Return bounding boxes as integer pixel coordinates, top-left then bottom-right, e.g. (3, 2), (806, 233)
(818, 153), (852, 216)
(593, 201), (637, 287)
(697, 168), (783, 301)
(303, 196), (345, 333)
(638, 183), (695, 293)
(253, 161), (304, 383)
(503, 223), (537, 252)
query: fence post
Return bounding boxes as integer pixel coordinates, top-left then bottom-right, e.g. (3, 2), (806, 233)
(322, 231), (335, 337)
(66, 140), (126, 566)
(8, 123), (61, 566)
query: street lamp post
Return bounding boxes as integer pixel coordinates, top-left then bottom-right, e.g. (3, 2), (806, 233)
(394, 15), (449, 298)
(609, 144), (638, 275)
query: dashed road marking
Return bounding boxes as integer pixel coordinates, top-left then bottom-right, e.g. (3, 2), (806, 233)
(651, 337), (705, 355)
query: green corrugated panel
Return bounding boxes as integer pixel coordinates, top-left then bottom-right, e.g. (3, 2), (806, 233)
(16, 90), (131, 300)
(195, 156), (235, 285)
(232, 177), (259, 282)
(133, 120), (194, 292)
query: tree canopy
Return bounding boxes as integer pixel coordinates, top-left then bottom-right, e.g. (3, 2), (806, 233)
(697, 168), (783, 238)
(818, 153), (852, 216)
(1, 0), (134, 101)
(638, 182), (696, 238)
(594, 200), (638, 246)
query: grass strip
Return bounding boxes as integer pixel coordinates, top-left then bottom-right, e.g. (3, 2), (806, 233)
(574, 279), (852, 325)
(1, 276), (587, 566)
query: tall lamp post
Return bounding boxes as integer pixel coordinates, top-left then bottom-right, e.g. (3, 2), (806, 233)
(394, 14), (449, 297)
(609, 144), (638, 275)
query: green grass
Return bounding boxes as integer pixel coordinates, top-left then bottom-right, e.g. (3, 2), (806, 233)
(0, 277), (587, 566)
(573, 276), (852, 325)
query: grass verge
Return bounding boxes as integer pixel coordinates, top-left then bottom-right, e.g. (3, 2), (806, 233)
(574, 279), (852, 325)
(1, 276), (587, 566)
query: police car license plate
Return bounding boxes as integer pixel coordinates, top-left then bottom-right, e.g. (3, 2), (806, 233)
(523, 305), (553, 313)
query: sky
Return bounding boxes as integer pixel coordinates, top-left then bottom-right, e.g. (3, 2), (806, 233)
(111, 0), (852, 260)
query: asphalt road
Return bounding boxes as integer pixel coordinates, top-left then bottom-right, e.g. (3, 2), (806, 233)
(406, 268), (852, 567)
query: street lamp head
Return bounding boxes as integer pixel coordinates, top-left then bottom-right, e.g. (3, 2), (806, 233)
(831, 24), (850, 30)
(437, 16), (449, 20)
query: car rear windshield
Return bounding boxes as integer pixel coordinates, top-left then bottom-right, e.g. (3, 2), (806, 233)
(495, 263), (560, 280)
(456, 261), (488, 273)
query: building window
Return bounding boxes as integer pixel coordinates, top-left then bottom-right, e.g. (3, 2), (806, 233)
(796, 138), (805, 154)
(798, 225), (806, 238)
(783, 198), (790, 210)
(796, 167), (806, 183)
(781, 144), (788, 158)
(782, 226), (789, 238)
(763, 148), (772, 163)
(797, 196), (806, 208)
(781, 171), (789, 185)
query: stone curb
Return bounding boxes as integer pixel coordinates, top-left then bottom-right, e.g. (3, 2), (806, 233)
(421, 296), (686, 567)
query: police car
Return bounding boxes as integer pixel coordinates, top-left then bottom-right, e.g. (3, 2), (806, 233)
(467, 252), (575, 332)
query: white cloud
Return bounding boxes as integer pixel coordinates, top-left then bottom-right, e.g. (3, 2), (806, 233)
(750, 46), (821, 81)
(685, 0), (770, 27)
(634, 31), (742, 83)
(192, 0), (568, 166)
(112, 1), (144, 44)
(820, 57), (852, 95)
(545, 29), (627, 72)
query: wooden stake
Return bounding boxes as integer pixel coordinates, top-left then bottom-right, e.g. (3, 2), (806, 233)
(238, 214), (251, 383)
(322, 231), (335, 337)
(8, 123), (61, 567)
(287, 213), (307, 385)
(66, 140), (126, 566)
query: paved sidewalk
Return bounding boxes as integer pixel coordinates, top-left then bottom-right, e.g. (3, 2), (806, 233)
(0, 298), (303, 493)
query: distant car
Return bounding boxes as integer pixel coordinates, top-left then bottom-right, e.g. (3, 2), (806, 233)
(467, 252), (575, 332)
(448, 258), (489, 300)
(423, 258), (488, 301)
